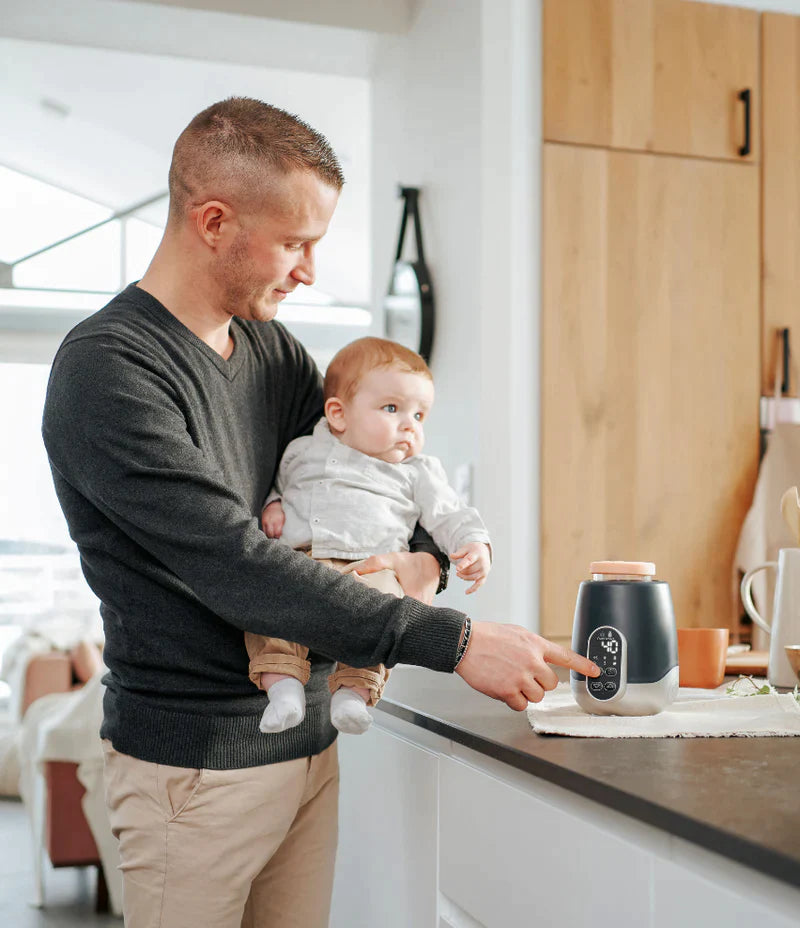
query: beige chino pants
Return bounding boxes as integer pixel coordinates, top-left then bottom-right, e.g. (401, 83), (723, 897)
(102, 739), (338, 928)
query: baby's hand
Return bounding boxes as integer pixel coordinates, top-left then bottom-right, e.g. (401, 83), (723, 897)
(261, 500), (286, 538)
(450, 542), (491, 595)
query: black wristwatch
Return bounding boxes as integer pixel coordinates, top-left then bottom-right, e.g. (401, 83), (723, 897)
(435, 554), (449, 595)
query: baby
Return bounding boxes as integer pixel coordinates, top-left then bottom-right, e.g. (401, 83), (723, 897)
(246, 336), (491, 735)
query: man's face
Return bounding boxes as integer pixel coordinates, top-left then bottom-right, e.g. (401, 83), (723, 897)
(334, 367), (435, 464)
(215, 170), (339, 323)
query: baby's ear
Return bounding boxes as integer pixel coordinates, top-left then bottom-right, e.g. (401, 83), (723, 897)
(324, 397), (346, 433)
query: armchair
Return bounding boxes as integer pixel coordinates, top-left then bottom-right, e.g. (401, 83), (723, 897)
(20, 641), (113, 913)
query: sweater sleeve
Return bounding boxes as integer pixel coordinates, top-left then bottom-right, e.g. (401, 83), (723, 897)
(42, 336), (465, 674)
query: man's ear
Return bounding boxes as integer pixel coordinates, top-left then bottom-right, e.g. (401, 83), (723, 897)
(325, 397), (346, 433)
(192, 200), (236, 249)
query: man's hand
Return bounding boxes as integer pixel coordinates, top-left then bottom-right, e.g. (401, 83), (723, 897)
(261, 500), (286, 538)
(451, 542), (491, 594)
(455, 621), (601, 709)
(353, 551), (440, 604)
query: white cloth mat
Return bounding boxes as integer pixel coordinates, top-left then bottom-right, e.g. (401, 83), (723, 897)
(527, 682), (800, 738)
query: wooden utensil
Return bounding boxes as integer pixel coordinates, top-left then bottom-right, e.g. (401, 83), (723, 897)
(725, 649), (769, 675)
(780, 486), (800, 545)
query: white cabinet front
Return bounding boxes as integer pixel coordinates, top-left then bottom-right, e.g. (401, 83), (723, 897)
(438, 755), (652, 928)
(331, 726), (439, 928)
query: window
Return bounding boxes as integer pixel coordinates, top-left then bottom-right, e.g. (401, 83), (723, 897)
(0, 364), (100, 696)
(1, 164), (164, 298)
(0, 364), (68, 547)
(0, 163), (370, 369)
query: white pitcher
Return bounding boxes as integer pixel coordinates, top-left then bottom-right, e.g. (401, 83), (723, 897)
(740, 547), (800, 688)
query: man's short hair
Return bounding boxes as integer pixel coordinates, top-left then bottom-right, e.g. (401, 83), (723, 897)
(324, 337), (433, 402)
(167, 97), (344, 223)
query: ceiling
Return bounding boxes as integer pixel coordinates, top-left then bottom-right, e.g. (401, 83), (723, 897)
(0, 36), (370, 212)
(0, 0), (396, 77)
(0, 0), (379, 302)
(0, 0), (385, 208)
(123, 0), (417, 34)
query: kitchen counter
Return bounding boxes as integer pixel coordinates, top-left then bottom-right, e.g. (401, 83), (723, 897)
(375, 666), (800, 891)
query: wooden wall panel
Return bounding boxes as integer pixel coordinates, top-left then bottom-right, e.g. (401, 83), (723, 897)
(543, 0), (759, 163)
(652, 0), (759, 162)
(541, 144), (611, 640)
(762, 14), (800, 395)
(541, 144), (760, 640)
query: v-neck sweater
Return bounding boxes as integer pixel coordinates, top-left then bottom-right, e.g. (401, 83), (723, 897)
(42, 284), (466, 769)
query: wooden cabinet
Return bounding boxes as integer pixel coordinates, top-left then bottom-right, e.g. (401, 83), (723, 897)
(762, 13), (800, 395)
(543, 0), (759, 162)
(541, 143), (760, 640)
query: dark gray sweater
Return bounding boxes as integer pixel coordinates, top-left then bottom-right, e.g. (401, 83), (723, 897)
(42, 285), (466, 769)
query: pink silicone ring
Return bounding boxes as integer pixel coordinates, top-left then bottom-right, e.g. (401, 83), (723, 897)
(589, 560), (656, 576)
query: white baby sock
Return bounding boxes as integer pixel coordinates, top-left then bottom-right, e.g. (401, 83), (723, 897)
(330, 688), (373, 735)
(260, 677), (306, 733)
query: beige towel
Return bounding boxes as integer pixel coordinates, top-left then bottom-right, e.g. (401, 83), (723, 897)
(527, 683), (800, 738)
(733, 423), (800, 647)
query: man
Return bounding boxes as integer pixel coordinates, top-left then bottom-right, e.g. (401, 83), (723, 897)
(42, 97), (599, 927)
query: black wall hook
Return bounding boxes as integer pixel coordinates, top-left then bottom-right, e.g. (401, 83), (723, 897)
(387, 186), (435, 364)
(781, 327), (790, 395)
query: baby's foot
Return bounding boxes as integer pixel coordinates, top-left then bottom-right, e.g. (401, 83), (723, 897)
(330, 688), (373, 734)
(260, 678), (306, 733)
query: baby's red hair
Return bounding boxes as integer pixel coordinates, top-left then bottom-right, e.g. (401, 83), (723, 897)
(323, 337), (432, 402)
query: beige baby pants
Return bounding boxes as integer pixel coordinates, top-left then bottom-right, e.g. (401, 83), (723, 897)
(245, 558), (404, 707)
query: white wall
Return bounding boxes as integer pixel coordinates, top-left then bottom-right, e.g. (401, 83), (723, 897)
(476, 0), (539, 628)
(370, 0), (539, 625)
(370, 0), (482, 618)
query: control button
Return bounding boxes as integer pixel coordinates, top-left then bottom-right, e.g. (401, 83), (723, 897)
(590, 681), (603, 692)
(605, 667), (617, 677)
(604, 681), (617, 691)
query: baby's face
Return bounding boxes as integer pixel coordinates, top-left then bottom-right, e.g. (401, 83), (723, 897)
(334, 367), (434, 463)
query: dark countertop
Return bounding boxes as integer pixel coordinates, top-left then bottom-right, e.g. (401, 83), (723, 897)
(376, 667), (800, 890)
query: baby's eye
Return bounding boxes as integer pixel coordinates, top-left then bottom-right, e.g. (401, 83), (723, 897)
(414, 412), (424, 421)
(382, 404), (397, 413)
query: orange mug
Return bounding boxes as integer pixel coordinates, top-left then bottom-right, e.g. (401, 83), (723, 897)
(677, 628), (729, 688)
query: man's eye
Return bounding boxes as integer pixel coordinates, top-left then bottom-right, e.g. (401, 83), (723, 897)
(286, 243), (303, 251)
(382, 404), (397, 413)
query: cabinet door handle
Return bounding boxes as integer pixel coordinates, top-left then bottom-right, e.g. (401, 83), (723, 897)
(738, 88), (751, 157)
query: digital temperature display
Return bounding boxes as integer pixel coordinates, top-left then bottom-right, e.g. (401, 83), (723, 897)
(585, 626), (626, 702)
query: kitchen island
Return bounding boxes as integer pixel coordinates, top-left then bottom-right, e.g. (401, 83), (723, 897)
(330, 666), (800, 928)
